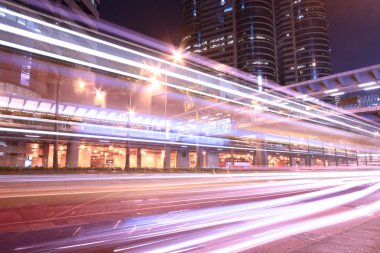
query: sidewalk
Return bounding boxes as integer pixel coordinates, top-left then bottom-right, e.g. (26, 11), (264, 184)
(249, 209), (380, 253)
(288, 216), (380, 253)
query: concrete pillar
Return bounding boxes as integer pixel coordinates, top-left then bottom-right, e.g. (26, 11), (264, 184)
(10, 141), (26, 167)
(305, 155), (311, 167)
(289, 154), (294, 167)
(197, 148), (204, 169)
(310, 156), (315, 166)
(176, 149), (189, 168)
(163, 146), (171, 169)
(255, 142), (268, 167)
(307, 141), (311, 167)
(206, 151), (219, 168)
(66, 142), (80, 168)
(42, 143), (51, 168)
(356, 151), (359, 166)
(137, 148), (142, 168)
(322, 146), (327, 167)
(125, 146), (130, 170)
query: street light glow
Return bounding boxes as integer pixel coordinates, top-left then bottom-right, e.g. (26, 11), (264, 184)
(150, 78), (160, 90)
(172, 49), (183, 63)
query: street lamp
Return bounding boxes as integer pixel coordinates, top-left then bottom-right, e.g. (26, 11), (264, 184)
(150, 78), (160, 90)
(125, 83), (136, 171)
(172, 49), (184, 64)
(53, 70), (61, 170)
(149, 71), (170, 169)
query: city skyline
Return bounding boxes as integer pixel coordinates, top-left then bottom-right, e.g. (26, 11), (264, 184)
(1, 1), (380, 252)
(101, 0), (380, 74)
(181, 0), (333, 85)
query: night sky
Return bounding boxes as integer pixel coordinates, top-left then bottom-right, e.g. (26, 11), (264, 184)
(100, 0), (380, 74)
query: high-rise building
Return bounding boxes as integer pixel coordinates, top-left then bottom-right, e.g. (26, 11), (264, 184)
(0, 0), (100, 168)
(181, 0), (332, 85)
(275, 0), (332, 84)
(13, 0), (100, 28)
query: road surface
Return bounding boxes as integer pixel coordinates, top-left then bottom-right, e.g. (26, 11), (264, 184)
(1, 171), (380, 252)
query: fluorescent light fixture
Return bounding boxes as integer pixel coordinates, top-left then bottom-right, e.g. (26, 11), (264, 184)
(358, 81), (376, 88)
(75, 108), (88, 117)
(25, 135), (40, 138)
(296, 94), (308, 99)
(49, 104), (64, 114)
(150, 119), (159, 125)
(324, 89), (339, 94)
(303, 97), (315, 101)
(364, 85), (380, 91)
(117, 113), (127, 122)
(133, 116), (144, 124)
(0, 96), (9, 107)
(63, 106), (76, 115)
(242, 134), (256, 139)
(96, 111), (108, 119)
(9, 98), (25, 109)
(37, 102), (52, 112)
(142, 117), (151, 125)
(330, 92), (345, 97)
(107, 112), (118, 120)
(86, 109), (98, 118)
(24, 100), (38, 111)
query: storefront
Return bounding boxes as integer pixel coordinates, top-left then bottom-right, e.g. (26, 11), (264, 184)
(268, 153), (291, 167)
(219, 152), (255, 168)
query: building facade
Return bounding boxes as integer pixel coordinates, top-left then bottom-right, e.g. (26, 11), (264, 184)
(14, 0), (100, 27)
(0, 1), (378, 170)
(182, 0), (332, 85)
(275, 0), (332, 84)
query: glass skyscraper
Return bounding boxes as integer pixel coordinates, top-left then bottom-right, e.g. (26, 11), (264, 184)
(182, 0), (332, 85)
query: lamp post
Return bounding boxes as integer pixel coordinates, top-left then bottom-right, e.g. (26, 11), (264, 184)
(195, 105), (202, 169)
(53, 72), (61, 169)
(125, 84), (136, 171)
(163, 82), (169, 169)
(151, 75), (169, 168)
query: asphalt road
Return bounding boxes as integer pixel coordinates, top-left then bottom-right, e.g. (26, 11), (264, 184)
(1, 171), (380, 253)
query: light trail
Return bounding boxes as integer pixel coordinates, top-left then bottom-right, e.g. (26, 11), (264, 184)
(1, 4), (375, 134)
(0, 7), (379, 162)
(0, 5), (380, 251)
(0, 112), (370, 155)
(0, 40), (377, 155)
(0, 13), (379, 137)
(1, 171), (380, 252)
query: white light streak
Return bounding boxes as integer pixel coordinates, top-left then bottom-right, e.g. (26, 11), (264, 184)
(364, 85), (380, 91)
(324, 88), (339, 94)
(358, 81), (376, 88)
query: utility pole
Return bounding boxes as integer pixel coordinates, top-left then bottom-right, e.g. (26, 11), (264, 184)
(53, 74), (60, 169)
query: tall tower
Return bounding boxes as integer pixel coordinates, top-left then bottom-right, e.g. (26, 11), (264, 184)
(14, 0), (100, 28)
(275, 0), (332, 84)
(181, 0), (278, 83)
(182, 0), (333, 85)
(235, 0), (277, 82)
